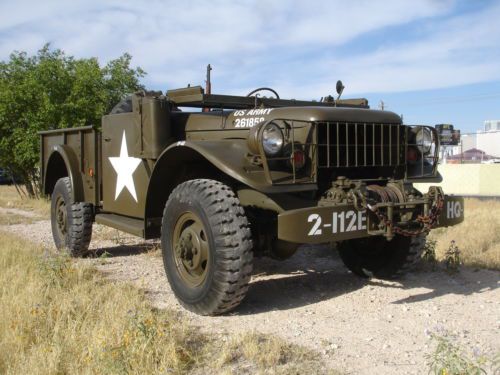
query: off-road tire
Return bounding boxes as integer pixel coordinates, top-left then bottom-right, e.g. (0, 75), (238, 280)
(338, 234), (426, 279)
(50, 177), (93, 256)
(161, 179), (253, 315)
(110, 95), (132, 114)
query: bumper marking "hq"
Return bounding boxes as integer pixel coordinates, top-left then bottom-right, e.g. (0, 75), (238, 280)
(446, 201), (463, 219)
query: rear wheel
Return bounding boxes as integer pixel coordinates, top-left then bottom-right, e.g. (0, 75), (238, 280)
(161, 179), (253, 315)
(338, 234), (426, 279)
(50, 177), (93, 256)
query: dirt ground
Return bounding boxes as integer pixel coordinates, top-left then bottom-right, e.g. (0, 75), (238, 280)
(1, 208), (499, 374)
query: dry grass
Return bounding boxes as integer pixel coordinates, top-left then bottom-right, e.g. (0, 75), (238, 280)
(0, 212), (39, 225)
(0, 233), (333, 375)
(216, 332), (330, 374)
(0, 185), (50, 216)
(428, 198), (500, 270)
(92, 224), (134, 243)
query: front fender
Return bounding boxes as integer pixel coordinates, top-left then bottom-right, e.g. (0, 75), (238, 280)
(154, 140), (316, 193)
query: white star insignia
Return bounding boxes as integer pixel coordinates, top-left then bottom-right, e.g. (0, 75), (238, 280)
(109, 131), (141, 202)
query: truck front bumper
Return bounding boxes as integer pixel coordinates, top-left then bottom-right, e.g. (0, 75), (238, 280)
(277, 194), (464, 244)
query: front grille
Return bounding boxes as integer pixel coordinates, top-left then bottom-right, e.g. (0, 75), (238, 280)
(317, 122), (405, 168)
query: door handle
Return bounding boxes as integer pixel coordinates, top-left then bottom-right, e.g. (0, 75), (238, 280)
(104, 137), (111, 142)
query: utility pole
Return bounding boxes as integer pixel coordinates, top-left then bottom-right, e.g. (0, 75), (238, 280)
(460, 139), (463, 164)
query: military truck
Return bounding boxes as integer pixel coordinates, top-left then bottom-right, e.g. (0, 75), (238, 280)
(40, 75), (464, 315)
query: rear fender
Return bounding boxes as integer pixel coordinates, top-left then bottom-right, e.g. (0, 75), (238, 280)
(44, 145), (84, 202)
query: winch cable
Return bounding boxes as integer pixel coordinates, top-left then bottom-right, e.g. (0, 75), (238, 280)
(363, 185), (444, 237)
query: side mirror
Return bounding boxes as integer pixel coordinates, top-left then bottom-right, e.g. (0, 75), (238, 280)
(336, 80), (345, 99)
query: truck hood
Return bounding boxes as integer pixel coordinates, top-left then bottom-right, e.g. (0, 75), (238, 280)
(268, 106), (400, 123)
(225, 106), (401, 130)
(183, 106), (401, 133)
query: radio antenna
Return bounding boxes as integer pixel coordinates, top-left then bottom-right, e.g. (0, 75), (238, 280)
(203, 64), (212, 112)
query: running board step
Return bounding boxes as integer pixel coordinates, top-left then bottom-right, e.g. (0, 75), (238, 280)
(95, 213), (144, 238)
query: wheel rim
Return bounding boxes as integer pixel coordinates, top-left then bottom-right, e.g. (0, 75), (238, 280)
(172, 211), (210, 287)
(55, 194), (67, 237)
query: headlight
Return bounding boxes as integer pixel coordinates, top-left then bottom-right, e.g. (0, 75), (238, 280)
(261, 123), (284, 156)
(415, 127), (432, 154)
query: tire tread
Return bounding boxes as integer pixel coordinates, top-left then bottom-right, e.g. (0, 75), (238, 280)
(162, 179), (253, 315)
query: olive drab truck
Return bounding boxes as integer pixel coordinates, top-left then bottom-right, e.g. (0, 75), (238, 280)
(40, 68), (464, 315)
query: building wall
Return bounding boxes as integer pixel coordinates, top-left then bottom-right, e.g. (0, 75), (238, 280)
(460, 133), (477, 151)
(415, 164), (500, 196)
(476, 131), (500, 157)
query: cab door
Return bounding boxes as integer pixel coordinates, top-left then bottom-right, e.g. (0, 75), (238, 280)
(101, 112), (150, 218)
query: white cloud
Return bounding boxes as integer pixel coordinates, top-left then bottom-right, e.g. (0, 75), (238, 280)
(1, 0), (499, 98)
(291, 2), (500, 96)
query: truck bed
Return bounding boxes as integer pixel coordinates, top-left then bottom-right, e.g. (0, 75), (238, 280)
(39, 126), (101, 205)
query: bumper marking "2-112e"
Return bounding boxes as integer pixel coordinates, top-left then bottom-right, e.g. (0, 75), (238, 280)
(307, 210), (367, 236)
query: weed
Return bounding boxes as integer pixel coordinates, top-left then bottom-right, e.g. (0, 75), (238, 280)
(99, 250), (112, 259)
(428, 198), (500, 270)
(422, 239), (438, 268)
(444, 240), (461, 273)
(427, 333), (488, 375)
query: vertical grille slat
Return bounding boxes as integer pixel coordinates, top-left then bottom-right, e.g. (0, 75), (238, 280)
(326, 121), (330, 168)
(389, 124), (392, 164)
(372, 123), (375, 166)
(364, 123), (367, 166)
(380, 124), (384, 165)
(317, 122), (404, 169)
(336, 122), (340, 167)
(355, 123), (358, 167)
(345, 122), (349, 166)
(397, 124), (400, 163)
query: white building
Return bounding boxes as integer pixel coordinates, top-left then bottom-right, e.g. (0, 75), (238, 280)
(477, 120), (500, 157)
(484, 120), (500, 132)
(442, 121), (500, 162)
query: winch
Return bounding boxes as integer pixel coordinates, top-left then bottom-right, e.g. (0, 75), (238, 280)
(320, 177), (444, 240)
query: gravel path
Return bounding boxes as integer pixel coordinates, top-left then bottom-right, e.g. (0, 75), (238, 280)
(1, 214), (499, 374)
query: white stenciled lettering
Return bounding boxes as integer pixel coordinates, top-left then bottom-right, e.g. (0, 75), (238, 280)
(447, 201), (462, 219)
(332, 210), (366, 234)
(346, 211), (357, 232)
(233, 108), (273, 117)
(338, 211), (345, 233)
(307, 214), (322, 236)
(358, 210), (367, 230)
(307, 210), (367, 236)
(234, 117), (265, 128)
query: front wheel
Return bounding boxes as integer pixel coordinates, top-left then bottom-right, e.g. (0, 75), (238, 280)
(338, 234), (426, 279)
(161, 179), (253, 315)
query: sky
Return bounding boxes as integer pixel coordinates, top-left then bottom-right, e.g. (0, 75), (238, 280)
(1, 0), (499, 133)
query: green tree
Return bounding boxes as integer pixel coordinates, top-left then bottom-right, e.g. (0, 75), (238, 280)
(0, 45), (145, 197)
